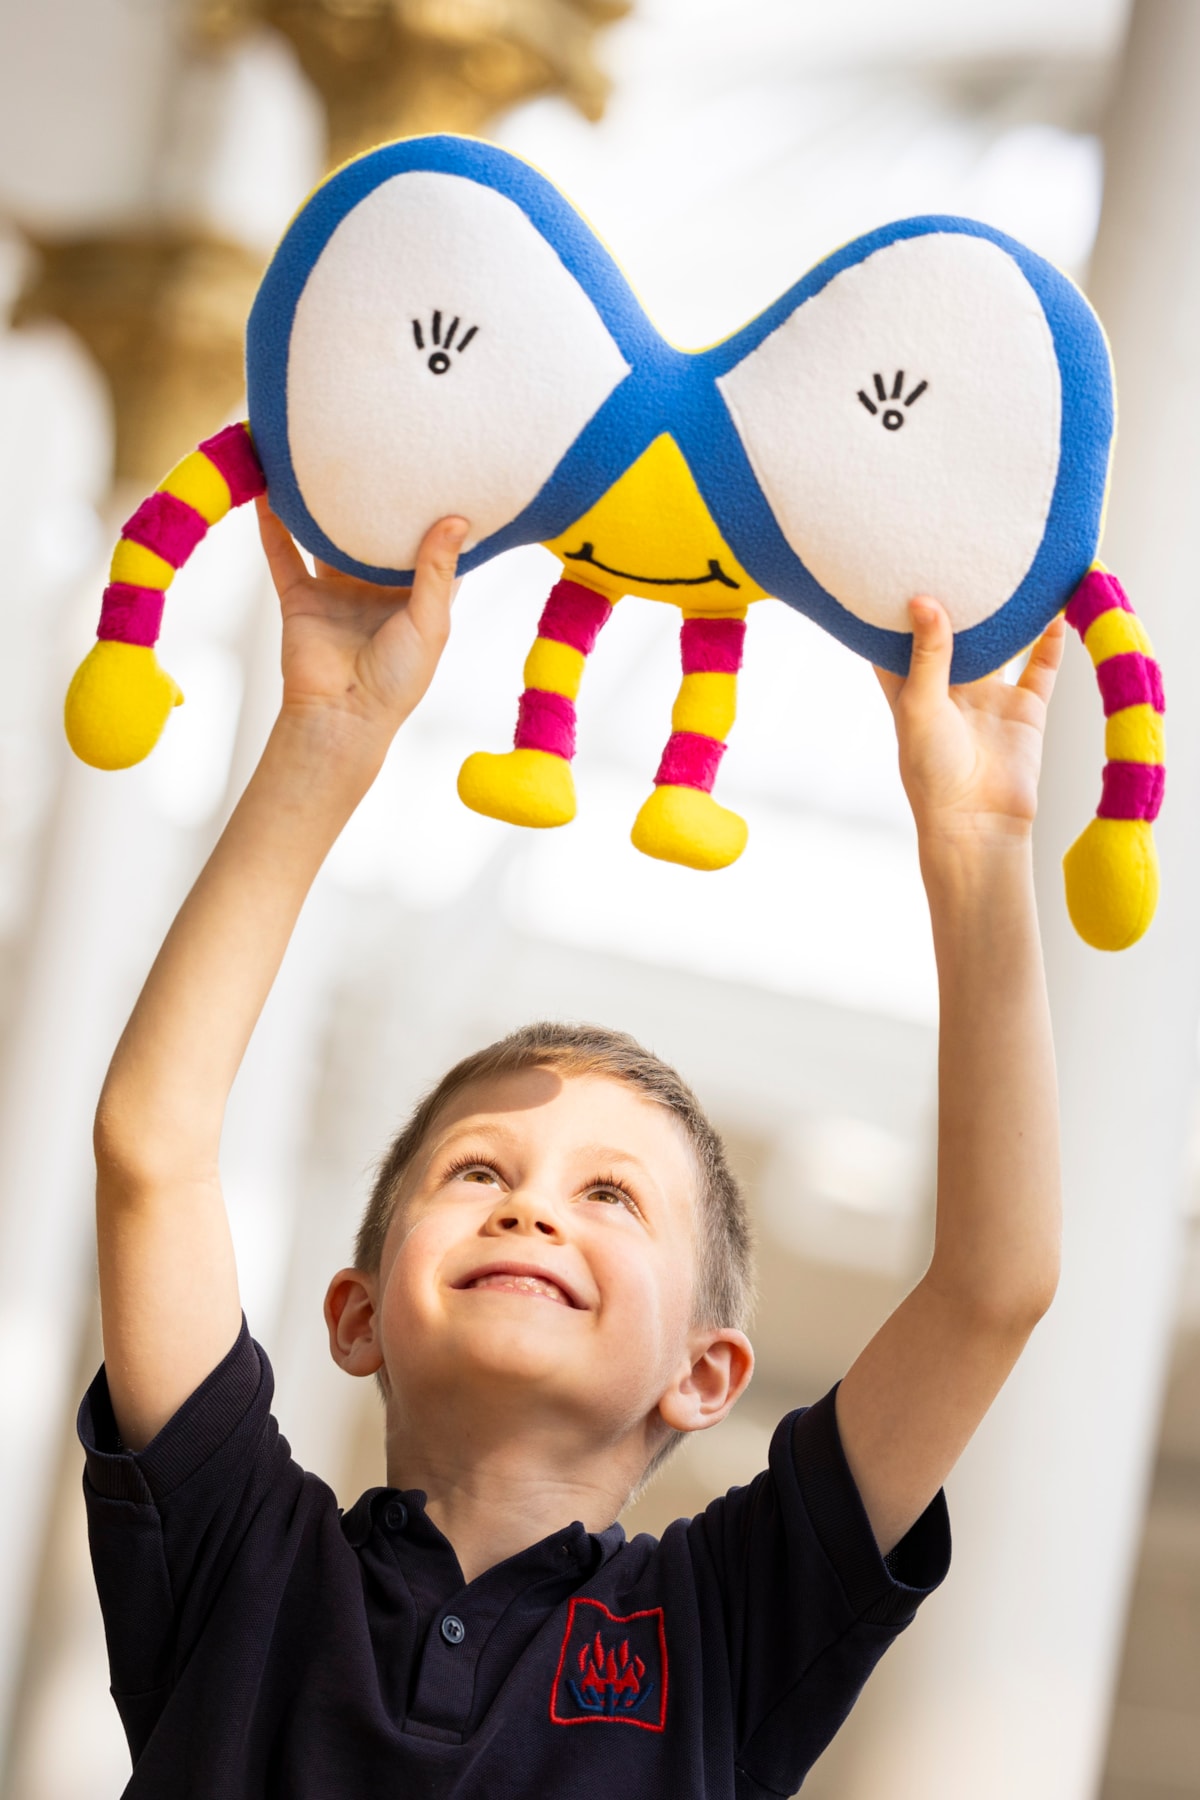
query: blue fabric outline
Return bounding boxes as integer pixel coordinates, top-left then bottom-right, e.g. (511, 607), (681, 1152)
(246, 138), (1113, 683)
(690, 215), (1112, 681)
(246, 134), (657, 580)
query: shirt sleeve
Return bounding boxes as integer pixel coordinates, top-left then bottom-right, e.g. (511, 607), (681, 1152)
(76, 1319), (301, 1756)
(687, 1384), (950, 1795)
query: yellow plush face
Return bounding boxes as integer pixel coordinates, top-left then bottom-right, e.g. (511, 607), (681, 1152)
(541, 434), (768, 612)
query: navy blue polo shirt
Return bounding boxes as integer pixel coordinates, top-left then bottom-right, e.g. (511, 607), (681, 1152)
(79, 1320), (949, 1798)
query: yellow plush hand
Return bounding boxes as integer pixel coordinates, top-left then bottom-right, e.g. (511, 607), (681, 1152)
(1062, 817), (1159, 952)
(64, 641), (184, 771)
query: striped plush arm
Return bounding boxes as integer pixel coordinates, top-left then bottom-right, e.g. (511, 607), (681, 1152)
(1061, 566), (1165, 951)
(65, 424), (266, 770)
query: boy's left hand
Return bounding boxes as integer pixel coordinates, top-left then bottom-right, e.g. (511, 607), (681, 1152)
(838, 595), (1065, 1561)
(256, 496), (468, 750)
(875, 598), (1065, 846)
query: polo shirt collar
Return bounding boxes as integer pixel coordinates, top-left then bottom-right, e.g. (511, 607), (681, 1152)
(339, 1486), (625, 1575)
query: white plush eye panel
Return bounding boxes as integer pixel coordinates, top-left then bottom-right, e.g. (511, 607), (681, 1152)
(715, 234), (1062, 633)
(286, 170), (630, 568)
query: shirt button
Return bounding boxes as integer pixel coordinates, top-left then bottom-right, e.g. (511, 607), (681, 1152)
(441, 1614), (466, 1646)
(382, 1500), (408, 1532)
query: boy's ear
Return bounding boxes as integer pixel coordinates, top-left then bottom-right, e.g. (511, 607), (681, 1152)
(657, 1328), (755, 1437)
(324, 1268), (384, 1378)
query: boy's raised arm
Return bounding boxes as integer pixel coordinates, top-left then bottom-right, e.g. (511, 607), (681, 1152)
(94, 504), (466, 1451)
(834, 600), (1064, 1557)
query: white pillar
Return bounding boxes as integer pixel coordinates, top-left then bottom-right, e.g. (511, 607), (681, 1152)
(822, 6), (1200, 1797)
(0, 2), (325, 1767)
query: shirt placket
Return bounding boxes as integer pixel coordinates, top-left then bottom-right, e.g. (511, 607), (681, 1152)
(400, 1527), (597, 1741)
(404, 1592), (501, 1741)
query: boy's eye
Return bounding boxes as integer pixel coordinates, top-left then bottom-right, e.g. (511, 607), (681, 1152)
(445, 1158), (501, 1185)
(587, 1183), (641, 1216)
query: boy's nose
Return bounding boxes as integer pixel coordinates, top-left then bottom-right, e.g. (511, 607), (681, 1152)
(487, 1190), (561, 1238)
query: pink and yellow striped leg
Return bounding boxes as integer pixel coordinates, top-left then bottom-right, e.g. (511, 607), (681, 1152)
(65, 422), (265, 769)
(1061, 565), (1165, 950)
(631, 613), (749, 871)
(457, 578), (615, 828)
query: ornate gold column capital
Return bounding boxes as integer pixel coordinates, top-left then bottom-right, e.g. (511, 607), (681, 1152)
(13, 231), (263, 485)
(10, 0), (629, 485)
(193, 0), (631, 164)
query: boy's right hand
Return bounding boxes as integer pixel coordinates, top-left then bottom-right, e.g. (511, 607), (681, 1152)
(256, 498), (468, 751)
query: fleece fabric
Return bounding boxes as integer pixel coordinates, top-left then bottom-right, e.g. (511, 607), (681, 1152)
(248, 133), (1115, 682)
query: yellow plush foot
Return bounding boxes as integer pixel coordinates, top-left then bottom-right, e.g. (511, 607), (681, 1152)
(457, 748), (576, 828)
(631, 784), (748, 871)
(64, 641), (184, 770)
(1063, 817), (1159, 950)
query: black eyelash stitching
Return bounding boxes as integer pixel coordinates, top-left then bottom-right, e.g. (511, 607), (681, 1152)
(412, 314), (480, 375)
(859, 371), (928, 431)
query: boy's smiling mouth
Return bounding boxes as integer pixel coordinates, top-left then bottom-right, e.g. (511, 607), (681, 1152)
(455, 1262), (582, 1308)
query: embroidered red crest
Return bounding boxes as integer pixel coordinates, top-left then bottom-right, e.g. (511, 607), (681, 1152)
(550, 1597), (668, 1731)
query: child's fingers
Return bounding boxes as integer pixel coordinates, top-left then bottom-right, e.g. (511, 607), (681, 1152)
(255, 495), (309, 596)
(901, 596), (954, 707)
(872, 663), (904, 709)
(406, 516), (469, 646)
(1016, 614), (1066, 706)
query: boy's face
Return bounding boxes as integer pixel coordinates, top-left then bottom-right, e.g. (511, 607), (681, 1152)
(350, 1068), (743, 1465)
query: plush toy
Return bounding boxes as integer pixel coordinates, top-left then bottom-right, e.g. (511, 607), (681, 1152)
(65, 134), (1164, 951)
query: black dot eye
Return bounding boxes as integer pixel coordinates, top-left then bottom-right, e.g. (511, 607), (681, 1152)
(882, 408), (904, 430)
(428, 351), (450, 375)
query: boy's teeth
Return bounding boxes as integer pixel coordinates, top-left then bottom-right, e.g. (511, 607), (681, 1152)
(470, 1273), (569, 1305)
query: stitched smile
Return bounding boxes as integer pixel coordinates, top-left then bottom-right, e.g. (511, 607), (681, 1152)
(564, 542), (740, 589)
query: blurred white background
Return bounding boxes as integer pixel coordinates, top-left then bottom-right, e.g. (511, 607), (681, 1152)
(0, 1), (1197, 1796)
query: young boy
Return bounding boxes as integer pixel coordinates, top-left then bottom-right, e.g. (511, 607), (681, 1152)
(79, 500), (1064, 1798)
